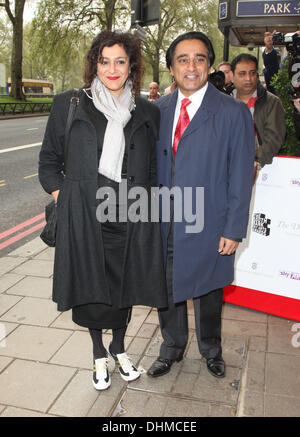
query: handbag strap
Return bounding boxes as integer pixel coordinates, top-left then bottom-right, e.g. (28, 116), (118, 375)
(64, 88), (80, 170)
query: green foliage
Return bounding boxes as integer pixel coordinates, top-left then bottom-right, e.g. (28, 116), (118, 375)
(271, 60), (299, 156)
(0, 96), (53, 103)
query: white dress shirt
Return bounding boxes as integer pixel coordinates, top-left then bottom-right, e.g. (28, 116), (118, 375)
(172, 82), (208, 144)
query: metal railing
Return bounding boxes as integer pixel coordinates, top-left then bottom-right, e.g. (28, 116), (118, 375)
(0, 102), (52, 116)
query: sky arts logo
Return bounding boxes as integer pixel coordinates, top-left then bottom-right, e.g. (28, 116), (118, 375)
(279, 270), (300, 281)
(290, 178), (300, 187)
(252, 213), (271, 236)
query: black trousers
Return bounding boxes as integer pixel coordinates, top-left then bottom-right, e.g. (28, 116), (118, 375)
(158, 224), (223, 361)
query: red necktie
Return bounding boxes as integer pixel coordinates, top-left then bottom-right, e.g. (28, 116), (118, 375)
(247, 96), (258, 136)
(173, 98), (191, 157)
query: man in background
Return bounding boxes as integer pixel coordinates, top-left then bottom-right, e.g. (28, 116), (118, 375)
(262, 31), (281, 94)
(218, 61), (234, 94)
(148, 81), (160, 101)
(231, 53), (285, 182)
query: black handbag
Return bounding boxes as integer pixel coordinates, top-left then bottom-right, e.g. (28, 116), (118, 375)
(40, 89), (80, 247)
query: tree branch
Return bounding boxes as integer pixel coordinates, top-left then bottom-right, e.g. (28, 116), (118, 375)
(1, 0), (15, 25)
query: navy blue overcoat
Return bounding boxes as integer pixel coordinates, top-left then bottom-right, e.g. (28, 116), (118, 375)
(156, 83), (255, 303)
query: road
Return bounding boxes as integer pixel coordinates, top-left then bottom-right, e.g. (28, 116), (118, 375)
(0, 116), (50, 256)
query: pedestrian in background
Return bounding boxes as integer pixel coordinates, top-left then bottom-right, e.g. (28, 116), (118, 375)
(231, 53), (285, 183)
(39, 30), (167, 392)
(148, 81), (160, 101)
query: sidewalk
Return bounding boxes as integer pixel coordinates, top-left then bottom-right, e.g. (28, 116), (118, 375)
(0, 237), (300, 418)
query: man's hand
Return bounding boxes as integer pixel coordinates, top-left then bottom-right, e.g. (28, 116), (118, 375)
(218, 237), (239, 256)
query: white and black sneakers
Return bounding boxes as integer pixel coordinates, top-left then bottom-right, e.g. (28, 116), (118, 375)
(92, 357), (111, 391)
(92, 347), (140, 390)
(108, 344), (141, 382)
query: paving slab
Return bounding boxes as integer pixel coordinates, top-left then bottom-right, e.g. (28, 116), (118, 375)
(49, 330), (98, 369)
(33, 247), (55, 261)
(136, 323), (157, 339)
(0, 359), (76, 412)
(125, 307), (152, 337)
(0, 273), (25, 294)
(265, 353), (300, 398)
(222, 319), (267, 338)
(0, 356), (13, 373)
(268, 319), (300, 356)
(223, 303), (268, 323)
(0, 257), (27, 276)
(264, 394), (300, 417)
(0, 321), (18, 342)
(114, 390), (210, 417)
(240, 390), (264, 417)
(5, 276), (53, 299)
(49, 370), (100, 417)
(50, 310), (87, 331)
(11, 259), (53, 278)
(1, 407), (56, 417)
(0, 324), (73, 361)
(0, 296), (60, 326)
(7, 238), (47, 258)
(0, 294), (23, 317)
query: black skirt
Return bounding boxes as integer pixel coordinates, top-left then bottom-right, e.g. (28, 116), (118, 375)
(72, 220), (132, 329)
(72, 169), (132, 330)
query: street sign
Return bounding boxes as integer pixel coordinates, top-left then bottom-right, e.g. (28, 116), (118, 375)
(237, 1), (300, 17)
(219, 2), (228, 20)
(0, 64), (6, 88)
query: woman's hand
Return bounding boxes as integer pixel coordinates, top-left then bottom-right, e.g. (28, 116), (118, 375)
(51, 190), (60, 204)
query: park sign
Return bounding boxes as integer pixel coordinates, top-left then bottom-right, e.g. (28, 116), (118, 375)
(218, 0), (300, 47)
(237, 1), (300, 17)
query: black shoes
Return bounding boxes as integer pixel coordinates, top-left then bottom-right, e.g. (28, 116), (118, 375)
(206, 357), (225, 378)
(147, 356), (183, 377)
(147, 355), (225, 379)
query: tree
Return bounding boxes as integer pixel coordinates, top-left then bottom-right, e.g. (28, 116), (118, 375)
(0, 12), (12, 83)
(0, 0), (26, 99)
(26, 20), (90, 92)
(271, 60), (299, 156)
(142, 0), (247, 87)
(142, 0), (186, 85)
(34, 0), (128, 35)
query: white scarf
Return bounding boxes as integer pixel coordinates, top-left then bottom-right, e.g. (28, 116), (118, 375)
(90, 76), (135, 182)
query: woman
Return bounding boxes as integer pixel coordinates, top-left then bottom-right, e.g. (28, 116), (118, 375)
(39, 31), (167, 391)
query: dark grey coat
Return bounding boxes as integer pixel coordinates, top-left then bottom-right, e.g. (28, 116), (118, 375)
(39, 89), (168, 311)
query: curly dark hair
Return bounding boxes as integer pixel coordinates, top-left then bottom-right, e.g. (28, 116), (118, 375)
(83, 30), (143, 97)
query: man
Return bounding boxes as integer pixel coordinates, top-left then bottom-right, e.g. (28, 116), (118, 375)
(218, 61), (234, 94)
(231, 53), (285, 179)
(148, 81), (160, 101)
(147, 32), (254, 379)
(262, 31), (281, 94)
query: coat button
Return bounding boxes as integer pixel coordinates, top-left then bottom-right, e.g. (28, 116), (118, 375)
(130, 144), (135, 150)
(163, 149), (168, 156)
(159, 184), (164, 188)
(170, 194), (174, 200)
(128, 176), (135, 182)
